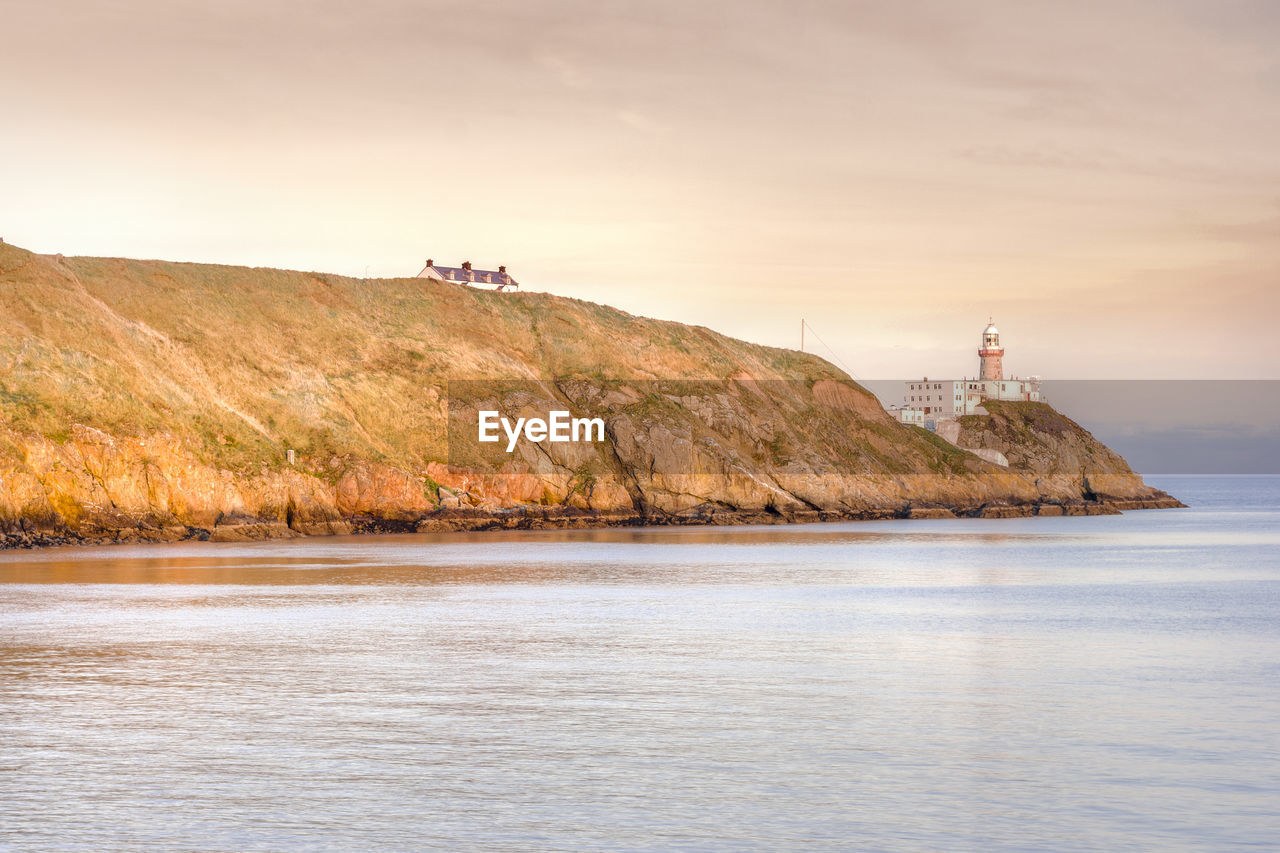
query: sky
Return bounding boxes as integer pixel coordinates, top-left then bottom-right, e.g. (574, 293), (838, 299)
(2, 0), (1278, 379)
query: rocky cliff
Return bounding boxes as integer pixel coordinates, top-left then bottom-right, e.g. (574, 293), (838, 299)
(0, 242), (1179, 546)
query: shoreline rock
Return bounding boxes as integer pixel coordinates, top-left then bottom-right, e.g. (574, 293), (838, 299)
(0, 494), (1185, 550)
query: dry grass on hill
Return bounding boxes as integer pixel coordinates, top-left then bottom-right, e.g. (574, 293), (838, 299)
(0, 242), (894, 475)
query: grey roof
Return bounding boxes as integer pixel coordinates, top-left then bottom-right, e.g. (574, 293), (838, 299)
(420, 264), (518, 287)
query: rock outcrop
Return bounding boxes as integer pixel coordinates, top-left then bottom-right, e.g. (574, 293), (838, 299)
(0, 242), (1180, 547)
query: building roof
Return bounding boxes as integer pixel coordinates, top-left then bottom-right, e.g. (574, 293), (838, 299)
(416, 261), (518, 289)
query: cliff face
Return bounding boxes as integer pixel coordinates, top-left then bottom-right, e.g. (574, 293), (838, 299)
(0, 242), (1178, 546)
(955, 401), (1133, 477)
(951, 401), (1177, 512)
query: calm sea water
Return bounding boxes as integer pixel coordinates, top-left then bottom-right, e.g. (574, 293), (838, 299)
(1, 475), (1278, 851)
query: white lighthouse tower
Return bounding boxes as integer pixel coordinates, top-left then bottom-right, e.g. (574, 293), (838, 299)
(978, 319), (1003, 381)
(889, 318), (1042, 428)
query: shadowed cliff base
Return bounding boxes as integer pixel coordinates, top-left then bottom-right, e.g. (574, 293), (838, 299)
(0, 242), (1180, 548)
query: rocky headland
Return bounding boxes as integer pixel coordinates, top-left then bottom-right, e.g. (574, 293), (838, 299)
(0, 242), (1180, 547)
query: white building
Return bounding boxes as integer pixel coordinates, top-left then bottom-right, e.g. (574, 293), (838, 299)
(417, 259), (519, 291)
(889, 320), (1041, 430)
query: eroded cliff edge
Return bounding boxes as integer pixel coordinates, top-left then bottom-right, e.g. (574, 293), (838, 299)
(0, 242), (1180, 546)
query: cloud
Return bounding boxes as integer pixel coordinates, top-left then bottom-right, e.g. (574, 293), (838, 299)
(954, 144), (1276, 187)
(535, 51), (589, 89)
(614, 109), (664, 135)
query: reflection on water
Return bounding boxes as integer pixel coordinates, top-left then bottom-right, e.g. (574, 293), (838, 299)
(1, 476), (1278, 851)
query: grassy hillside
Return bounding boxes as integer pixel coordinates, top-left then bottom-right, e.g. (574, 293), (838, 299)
(0, 241), (1178, 543)
(1, 242), (858, 470)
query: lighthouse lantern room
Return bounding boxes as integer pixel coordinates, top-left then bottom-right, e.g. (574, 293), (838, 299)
(979, 319), (1004, 381)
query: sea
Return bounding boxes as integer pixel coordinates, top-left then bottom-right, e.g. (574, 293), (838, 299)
(1, 475), (1277, 851)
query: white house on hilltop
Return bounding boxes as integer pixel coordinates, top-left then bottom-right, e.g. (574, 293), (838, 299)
(416, 259), (519, 291)
(889, 320), (1041, 431)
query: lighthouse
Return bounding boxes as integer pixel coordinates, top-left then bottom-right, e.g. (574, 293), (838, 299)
(890, 319), (1041, 428)
(978, 319), (1003, 381)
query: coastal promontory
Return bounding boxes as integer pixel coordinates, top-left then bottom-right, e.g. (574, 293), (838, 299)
(0, 242), (1179, 546)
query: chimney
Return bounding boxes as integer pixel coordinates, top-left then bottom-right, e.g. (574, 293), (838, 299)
(498, 265), (506, 273)
(426, 258), (433, 267)
(462, 261), (472, 271)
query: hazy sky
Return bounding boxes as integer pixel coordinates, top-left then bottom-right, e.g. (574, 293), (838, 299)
(3, 0), (1278, 378)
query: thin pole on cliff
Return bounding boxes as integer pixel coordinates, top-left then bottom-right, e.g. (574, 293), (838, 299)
(800, 319), (862, 380)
